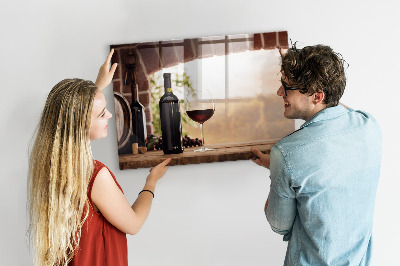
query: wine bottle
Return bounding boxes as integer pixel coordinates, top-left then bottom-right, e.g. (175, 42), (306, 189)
(130, 84), (147, 147)
(159, 73), (184, 154)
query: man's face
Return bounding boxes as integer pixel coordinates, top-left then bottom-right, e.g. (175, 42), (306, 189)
(277, 74), (315, 121)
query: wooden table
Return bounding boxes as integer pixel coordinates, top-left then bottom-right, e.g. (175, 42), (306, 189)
(119, 139), (279, 169)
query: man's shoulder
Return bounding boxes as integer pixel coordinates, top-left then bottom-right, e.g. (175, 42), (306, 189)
(344, 108), (381, 139)
(273, 129), (309, 157)
(350, 109), (380, 126)
(274, 107), (381, 156)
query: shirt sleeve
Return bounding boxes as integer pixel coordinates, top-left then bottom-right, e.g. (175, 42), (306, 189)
(266, 145), (297, 241)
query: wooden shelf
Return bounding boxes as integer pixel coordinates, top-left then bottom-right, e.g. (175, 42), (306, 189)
(119, 139), (279, 170)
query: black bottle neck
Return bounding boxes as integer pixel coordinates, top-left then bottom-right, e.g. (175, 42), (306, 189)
(131, 84), (139, 102)
(163, 73), (172, 94)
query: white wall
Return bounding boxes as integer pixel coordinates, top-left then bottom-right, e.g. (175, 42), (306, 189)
(1, 1), (399, 265)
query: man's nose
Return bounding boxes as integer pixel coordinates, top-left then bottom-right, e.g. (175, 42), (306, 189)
(277, 85), (285, 96)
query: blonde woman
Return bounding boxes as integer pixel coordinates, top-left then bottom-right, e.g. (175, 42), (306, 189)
(27, 50), (171, 266)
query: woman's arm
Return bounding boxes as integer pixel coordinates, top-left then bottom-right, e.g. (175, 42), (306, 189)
(91, 158), (171, 235)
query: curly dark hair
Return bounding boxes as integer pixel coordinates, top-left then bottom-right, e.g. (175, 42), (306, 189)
(281, 43), (348, 107)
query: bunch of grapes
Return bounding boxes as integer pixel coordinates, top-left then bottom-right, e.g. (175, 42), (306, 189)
(183, 135), (202, 148)
(146, 134), (202, 150)
(146, 135), (163, 151)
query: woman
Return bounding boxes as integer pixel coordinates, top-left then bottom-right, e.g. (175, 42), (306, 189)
(27, 50), (170, 266)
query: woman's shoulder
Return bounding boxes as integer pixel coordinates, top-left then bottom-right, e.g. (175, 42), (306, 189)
(93, 160), (116, 177)
(93, 159), (105, 169)
(90, 160), (107, 187)
(92, 160), (123, 193)
(94, 159), (116, 173)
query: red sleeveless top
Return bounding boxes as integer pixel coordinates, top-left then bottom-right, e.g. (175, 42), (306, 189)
(69, 160), (128, 266)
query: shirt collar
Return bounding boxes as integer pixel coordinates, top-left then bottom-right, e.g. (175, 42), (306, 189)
(300, 105), (350, 129)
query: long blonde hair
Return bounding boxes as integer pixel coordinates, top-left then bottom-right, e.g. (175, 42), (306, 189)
(28, 79), (98, 265)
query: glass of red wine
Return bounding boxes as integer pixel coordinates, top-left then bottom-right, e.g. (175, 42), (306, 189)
(185, 89), (215, 152)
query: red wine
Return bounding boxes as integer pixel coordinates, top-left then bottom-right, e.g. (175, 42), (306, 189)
(130, 84), (147, 147)
(159, 73), (184, 154)
(186, 109), (214, 124)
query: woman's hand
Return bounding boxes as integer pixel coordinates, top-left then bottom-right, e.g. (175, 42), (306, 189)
(146, 158), (171, 186)
(251, 147), (271, 169)
(95, 49), (118, 90)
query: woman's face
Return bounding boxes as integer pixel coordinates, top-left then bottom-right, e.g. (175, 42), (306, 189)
(90, 90), (112, 141)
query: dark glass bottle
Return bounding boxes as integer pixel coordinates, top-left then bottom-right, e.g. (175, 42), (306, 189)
(159, 73), (184, 154)
(130, 84), (147, 147)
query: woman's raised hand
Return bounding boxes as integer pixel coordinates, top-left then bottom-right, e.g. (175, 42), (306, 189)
(95, 49), (118, 90)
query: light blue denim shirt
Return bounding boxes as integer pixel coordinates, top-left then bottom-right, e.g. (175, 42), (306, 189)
(266, 105), (382, 266)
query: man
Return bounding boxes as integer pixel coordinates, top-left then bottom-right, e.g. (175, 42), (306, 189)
(252, 44), (381, 265)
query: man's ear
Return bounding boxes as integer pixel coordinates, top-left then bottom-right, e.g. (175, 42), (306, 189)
(313, 92), (325, 104)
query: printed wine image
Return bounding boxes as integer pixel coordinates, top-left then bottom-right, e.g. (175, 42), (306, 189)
(186, 109), (214, 124)
(130, 84), (147, 147)
(185, 89), (215, 152)
(159, 73), (184, 154)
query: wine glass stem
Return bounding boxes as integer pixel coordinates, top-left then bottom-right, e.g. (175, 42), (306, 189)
(200, 123), (205, 151)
